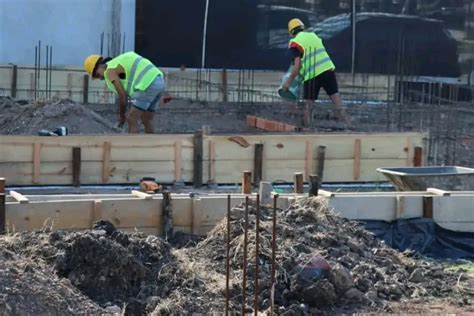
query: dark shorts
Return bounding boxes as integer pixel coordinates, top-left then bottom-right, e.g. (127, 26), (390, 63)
(303, 70), (339, 100)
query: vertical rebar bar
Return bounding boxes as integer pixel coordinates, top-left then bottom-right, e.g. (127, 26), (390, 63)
(254, 194), (260, 315)
(225, 194), (231, 316)
(49, 46), (52, 98)
(34, 45), (37, 99)
(270, 194), (278, 316)
(45, 45), (49, 99)
(242, 195), (249, 315)
(38, 40), (41, 98)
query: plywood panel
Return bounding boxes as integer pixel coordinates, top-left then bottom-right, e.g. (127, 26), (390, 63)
(99, 199), (162, 228)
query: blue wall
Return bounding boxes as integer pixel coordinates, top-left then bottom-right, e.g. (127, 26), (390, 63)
(0, 0), (135, 66)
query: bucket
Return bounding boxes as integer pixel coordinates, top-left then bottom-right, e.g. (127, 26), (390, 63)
(278, 66), (302, 100)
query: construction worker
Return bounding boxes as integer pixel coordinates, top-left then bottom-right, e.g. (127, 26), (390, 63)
(282, 18), (350, 126)
(83, 52), (167, 133)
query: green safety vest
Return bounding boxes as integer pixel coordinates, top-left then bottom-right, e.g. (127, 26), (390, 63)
(289, 32), (335, 82)
(104, 52), (163, 96)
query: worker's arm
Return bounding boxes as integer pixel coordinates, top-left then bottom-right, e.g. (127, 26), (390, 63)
(106, 68), (128, 125)
(283, 57), (301, 91)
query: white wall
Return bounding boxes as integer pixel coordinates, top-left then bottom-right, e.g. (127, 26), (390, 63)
(0, 0), (135, 66)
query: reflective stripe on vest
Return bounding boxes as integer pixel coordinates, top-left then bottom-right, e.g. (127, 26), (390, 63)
(104, 52), (162, 97)
(290, 32), (335, 81)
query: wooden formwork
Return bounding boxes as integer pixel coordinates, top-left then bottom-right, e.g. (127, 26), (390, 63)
(3, 189), (473, 235)
(0, 132), (425, 186)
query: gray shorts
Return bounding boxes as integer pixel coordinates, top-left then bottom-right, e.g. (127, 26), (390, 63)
(131, 75), (166, 112)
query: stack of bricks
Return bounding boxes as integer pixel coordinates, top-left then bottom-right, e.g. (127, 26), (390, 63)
(246, 115), (310, 132)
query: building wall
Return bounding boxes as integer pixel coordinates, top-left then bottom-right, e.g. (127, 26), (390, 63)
(0, 0), (135, 66)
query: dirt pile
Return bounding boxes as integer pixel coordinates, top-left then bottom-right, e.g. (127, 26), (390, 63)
(0, 96), (120, 135)
(152, 197), (473, 314)
(0, 221), (178, 315)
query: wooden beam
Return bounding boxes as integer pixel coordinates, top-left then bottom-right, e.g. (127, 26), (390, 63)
(253, 143), (264, 186)
(208, 140), (216, 184)
(242, 171), (252, 194)
(9, 191), (29, 204)
(317, 145), (326, 183)
(162, 191), (173, 240)
(131, 190), (153, 200)
(174, 141), (182, 182)
(72, 147), (81, 187)
(304, 141), (313, 181)
(33, 142), (41, 184)
(259, 181), (272, 205)
(193, 130), (203, 188)
(414, 146), (423, 167)
(309, 174), (319, 197)
(102, 142), (111, 183)
(294, 172), (304, 194)
(318, 189), (335, 197)
(11, 65), (17, 99)
(423, 196), (433, 218)
(427, 188), (451, 196)
(0, 178), (5, 234)
(82, 74), (89, 104)
(353, 139), (361, 180)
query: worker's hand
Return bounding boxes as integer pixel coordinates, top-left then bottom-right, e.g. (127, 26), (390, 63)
(161, 94), (172, 104)
(282, 82), (290, 92)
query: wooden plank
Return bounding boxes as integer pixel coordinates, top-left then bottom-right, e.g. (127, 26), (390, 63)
(131, 190), (153, 200)
(423, 196), (433, 218)
(0, 178), (4, 193)
(174, 141), (182, 182)
(162, 191), (173, 240)
(427, 188), (451, 196)
(414, 146), (423, 166)
(294, 172), (304, 194)
(6, 200), (95, 231)
(309, 175), (319, 197)
(304, 141), (313, 181)
(102, 142), (111, 183)
(318, 189), (335, 197)
(98, 199), (162, 230)
(317, 145), (326, 182)
(72, 147), (81, 187)
(242, 171), (252, 194)
(253, 143), (263, 185)
(208, 140), (216, 183)
(33, 142), (41, 184)
(9, 191), (29, 204)
(353, 139), (361, 180)
(193, 130), (203, 187)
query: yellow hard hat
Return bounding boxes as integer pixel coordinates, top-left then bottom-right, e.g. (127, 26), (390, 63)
(288, 18), (305, 33)
(83, 54), (102, 76)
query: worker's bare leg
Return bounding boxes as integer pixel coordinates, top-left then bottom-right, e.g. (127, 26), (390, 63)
(329, 93), (350, 124)
(141, 111), (155, 134)
(126, 107), (143, 133)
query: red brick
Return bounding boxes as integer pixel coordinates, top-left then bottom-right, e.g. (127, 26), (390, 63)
(246, 115), (257, 127)
(256, 118), (266, 129)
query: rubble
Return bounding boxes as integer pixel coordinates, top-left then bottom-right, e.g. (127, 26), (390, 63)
(0, 197), (471, 315)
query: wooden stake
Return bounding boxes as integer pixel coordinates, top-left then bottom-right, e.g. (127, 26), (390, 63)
(253, 143), (264, 186)
(317, 145), (326, 183)
(174, 141), (182, 182)
(242, 171), (252, 194)
(353, 139), (361, 180)
(11, 65), (17, 99)
(309, 174), (319, 197)
(33, 142), (41, 184)
(259, 181), (272, 205)
(222, 69), (228, 102)
(414, 146), (423, 167)
(193, 130), (203, 188)
(102, 142), (111, 183)
(423, 196), (433, 218)
(82, 74), (89, 104)
(304, 141), (313, 181)
(208, 140), (216, 184)
(294, 172), (304, 194)
(72, 147), (81, 187)
(162, 191), (173, 240)
(0, 178), (4, 234)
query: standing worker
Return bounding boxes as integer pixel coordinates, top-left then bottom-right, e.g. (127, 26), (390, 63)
(83, 51), (168, 133)
(282, 18), (350, 126)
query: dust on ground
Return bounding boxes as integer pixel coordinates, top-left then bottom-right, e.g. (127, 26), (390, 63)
(0, 197), (472, 315)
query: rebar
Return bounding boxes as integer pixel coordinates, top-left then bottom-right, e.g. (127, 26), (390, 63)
(270, 193), (278, 315)
(225, 194), (231, 315)
(254, 193), (260, 315)
(241, 195), (249, 315)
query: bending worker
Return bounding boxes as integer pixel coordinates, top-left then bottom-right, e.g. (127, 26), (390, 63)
(282, 18), (350, 125)
(83, 52), (167, 133)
